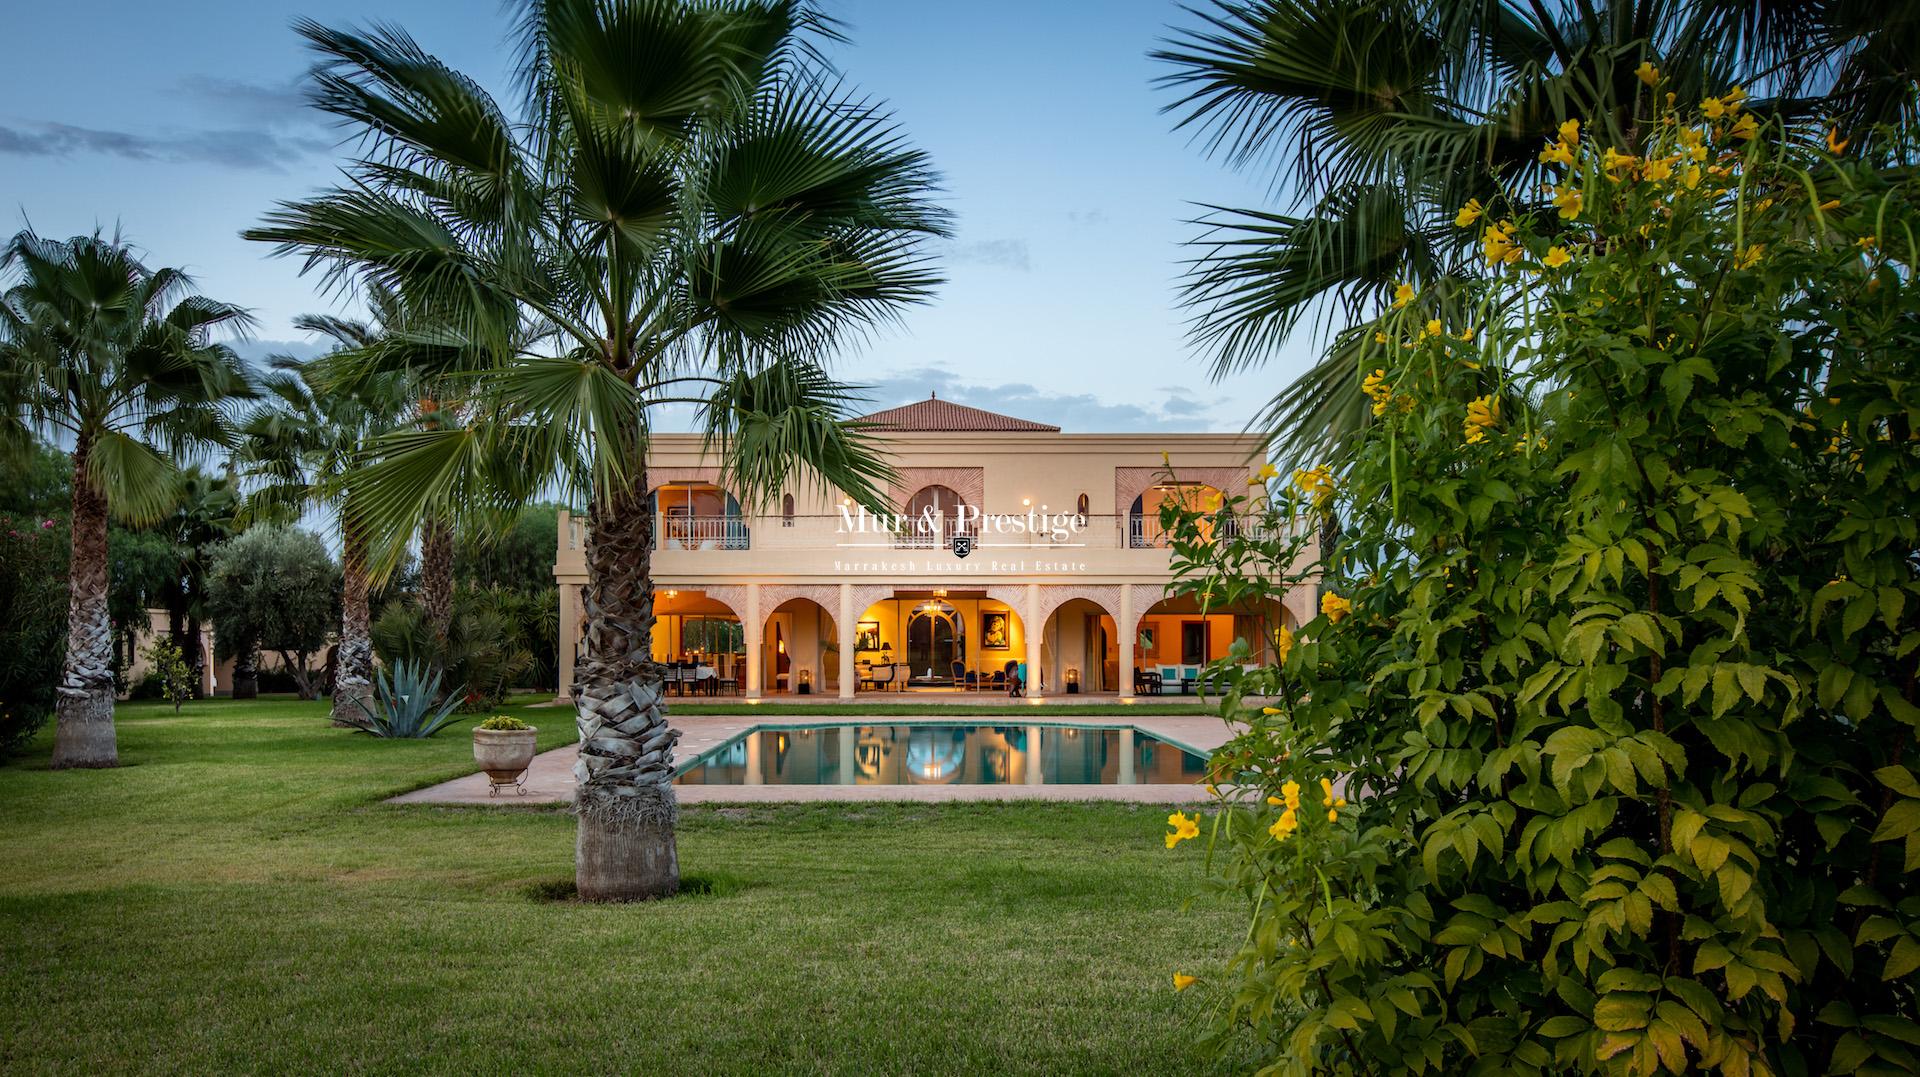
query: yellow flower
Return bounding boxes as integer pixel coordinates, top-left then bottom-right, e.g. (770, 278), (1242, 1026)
(1282, 779), (1302, 810)
(1424, 318), (1444, 339)
(1828, 127), (1850, 155)
(1160, 450), (1170, 466)
(1327, 808), (1341, 823)
(1542, 245), (1572, 270)
(1268, 809), (1299, 842)
(1735, 243), (1765, 269)
(1682, 165), (1702, 190)
(1481, 220), (1518, 265)
(1537, 139), (1574, 167)
(1701, 95), (1728, 120)
(1455, 198), (1483, 227)
(1755, 197), (1774, 213)
(1558, 118), (1580, 147)
(1817, 198), (1841, 211)
(1731, 113), (1758, 141)
(1373, 330), (1390, 344)
(1320, 592), (1351, 624)
(1858, 235), (1878, 251)
(1293, 466), (1335, 504)
(1261, 706), (1282, 716)
(1173, 972), (1198, 992)
(1642, 156), (1675, 182)
(1635, 61), (1658, 86)
(1248, 461), (1279, 486)
(1456, 326), (1476, 342)
(1275, 623), (1294, 665)
(1320, 777), (1336, 806)
(1164, 811), (1200, 849)
(1392, 281), (1415, 308)
(1464, 394), (1501, 444)
(1602, 147), (1639, 177)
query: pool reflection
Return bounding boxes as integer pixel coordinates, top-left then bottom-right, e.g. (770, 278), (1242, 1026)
(674, 724), (1208, 786)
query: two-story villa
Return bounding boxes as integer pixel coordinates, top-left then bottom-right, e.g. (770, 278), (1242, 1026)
(553, 395), (1318, 701)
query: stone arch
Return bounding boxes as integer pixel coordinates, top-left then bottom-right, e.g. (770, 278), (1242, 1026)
(1035, 584), (1122, 626)
(757, 584), (842, 616)
(1113, 466), (1247, 521)
(889, 467), (984, 510)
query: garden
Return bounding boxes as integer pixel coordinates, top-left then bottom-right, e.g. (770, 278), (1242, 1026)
(4, 0), (1918, 1074)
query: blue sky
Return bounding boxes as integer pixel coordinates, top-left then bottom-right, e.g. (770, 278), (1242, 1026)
(1, 0), (1319, 433)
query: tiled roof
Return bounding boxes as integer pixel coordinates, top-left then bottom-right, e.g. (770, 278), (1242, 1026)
(858, 394), (1060, 433)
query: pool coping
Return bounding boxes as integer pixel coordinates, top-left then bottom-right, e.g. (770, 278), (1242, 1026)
(388, 713), (1236, 806)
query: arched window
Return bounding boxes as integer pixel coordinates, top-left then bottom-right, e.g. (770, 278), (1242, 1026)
(1128, 483), (1222, 547)
(1075, 492), (1089, 518)
(781, 493), (795, 527)
(902, 485), (972, 548)
(649, 482), (748, 549)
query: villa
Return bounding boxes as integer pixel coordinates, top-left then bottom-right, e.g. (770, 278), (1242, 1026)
(554, 395), (1318, 701)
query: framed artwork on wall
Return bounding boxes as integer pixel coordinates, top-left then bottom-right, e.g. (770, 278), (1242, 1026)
(855, 620), (883, 652)
(1138, 625), (1157, 653)
(980, 610), (1010, 650)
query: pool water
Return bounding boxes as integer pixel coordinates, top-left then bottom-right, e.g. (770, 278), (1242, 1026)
(674, 724), (1209, 786)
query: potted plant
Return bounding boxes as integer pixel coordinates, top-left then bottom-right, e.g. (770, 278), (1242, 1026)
(472, 715), (538, 795)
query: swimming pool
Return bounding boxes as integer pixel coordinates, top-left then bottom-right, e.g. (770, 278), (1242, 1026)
(673, 723), (1209, 786)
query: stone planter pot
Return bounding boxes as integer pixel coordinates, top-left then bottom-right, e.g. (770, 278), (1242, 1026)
(473, 727), (538, 786)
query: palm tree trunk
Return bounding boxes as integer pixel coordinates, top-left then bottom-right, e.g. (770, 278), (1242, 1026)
(332, 529), (373, 727)
(52, 440), (117, 768)
(573, 461), (680, 901)
(420, 515), (454, 647)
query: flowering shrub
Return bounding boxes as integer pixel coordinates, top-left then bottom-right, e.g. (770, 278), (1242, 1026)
(1165, 95), (1920, 1074)
(0, 517), (66, 755)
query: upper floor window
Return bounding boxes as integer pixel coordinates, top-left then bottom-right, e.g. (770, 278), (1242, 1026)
(782, 493), (795, 527)
(1128, 483), (1224, 548)
(902, 484), (972, 547)
(649, 482), (747, 549)
(1075, 492), (1089, 518)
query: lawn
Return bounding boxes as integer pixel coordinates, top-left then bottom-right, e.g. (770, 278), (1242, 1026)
(0, 698), (1244, 1074)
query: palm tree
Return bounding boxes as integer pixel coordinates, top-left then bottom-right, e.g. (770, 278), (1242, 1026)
(247, 0), (946, 899)
(237, 302), (411, 725)
(1156, 0), (1919, 463)
(155, 467), (239, 694)
(0, 230), (253, 767)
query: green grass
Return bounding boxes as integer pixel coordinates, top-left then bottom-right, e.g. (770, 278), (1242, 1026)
(0, 698), (1242, 1074)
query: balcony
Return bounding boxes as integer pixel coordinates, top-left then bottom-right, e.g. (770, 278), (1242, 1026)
(564, 512), (1282, 554)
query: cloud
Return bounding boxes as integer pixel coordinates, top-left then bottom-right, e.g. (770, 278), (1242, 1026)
(0, 73), (329, 173)
(0, 121), (329, 172)
(175, 75), (309, 120)
(942, 238), (1031, 272)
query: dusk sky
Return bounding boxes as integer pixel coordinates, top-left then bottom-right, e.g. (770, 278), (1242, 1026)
(1, 0), (1319, 434)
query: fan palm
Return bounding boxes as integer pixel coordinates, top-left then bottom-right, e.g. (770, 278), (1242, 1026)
(1157, 0), (1920, 464)
(247, 0), (946, 899)
(0, 230), (254, 767)
(237, 297), (413, 724)
(155, 466), (240, 692)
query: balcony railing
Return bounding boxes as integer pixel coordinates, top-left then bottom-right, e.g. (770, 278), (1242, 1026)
(658, 515), (750, 550)
(561, 512), (1290, 555)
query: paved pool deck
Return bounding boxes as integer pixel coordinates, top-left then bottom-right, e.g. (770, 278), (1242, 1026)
(390, 711), (1236, 806)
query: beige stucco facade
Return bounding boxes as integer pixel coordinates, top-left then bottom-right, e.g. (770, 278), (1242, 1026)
(554, 404), (1318, 702)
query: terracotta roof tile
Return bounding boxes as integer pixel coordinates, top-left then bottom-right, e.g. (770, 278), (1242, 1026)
(858, 395), (1060, 433)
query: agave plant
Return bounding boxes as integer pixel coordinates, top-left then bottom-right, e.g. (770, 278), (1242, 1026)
(348, 659), (467, 738)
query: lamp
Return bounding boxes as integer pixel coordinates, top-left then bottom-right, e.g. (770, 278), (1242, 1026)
(1066, 667), (1081, 694)
(797, 668), (812, 695)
